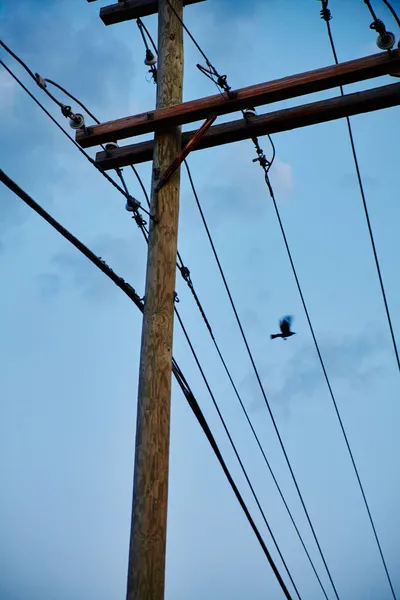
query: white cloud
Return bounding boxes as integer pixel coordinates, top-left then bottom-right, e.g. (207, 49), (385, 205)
(270, 157), (293, 194)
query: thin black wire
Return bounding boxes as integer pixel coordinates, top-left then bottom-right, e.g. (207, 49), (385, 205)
(174, 308), (301, 600)
(44, 78), (101, 124)
(136, 19), (157, 83)
(184, 160), (331, 599)
(0, 167), (294, 600)
(137, 18), (158, 55)
(318, 6), (399, 598)
(165, 0), (213, 68)
(164, 9), (341, 599)
(381, 0), (400, 27)
(363, 0), (380, 21)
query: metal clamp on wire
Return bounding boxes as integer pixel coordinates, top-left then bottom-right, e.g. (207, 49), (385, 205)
(34, 73), (47, 89)
(319, 0), (332, 22)
(180, 266), (191, 283)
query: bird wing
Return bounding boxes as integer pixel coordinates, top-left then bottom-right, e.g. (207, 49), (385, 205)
(279, 315), (293, 336)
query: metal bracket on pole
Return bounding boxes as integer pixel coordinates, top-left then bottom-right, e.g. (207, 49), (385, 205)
(154, 113), (216, 192)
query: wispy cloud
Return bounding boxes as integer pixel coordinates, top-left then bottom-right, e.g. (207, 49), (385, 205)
(39, 233), (143, 301)
(242, 329), (387, 415)
(270, 157), (294, 195)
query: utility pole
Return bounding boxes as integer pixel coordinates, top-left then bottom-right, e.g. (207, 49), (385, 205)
(127, 1), (183, 599)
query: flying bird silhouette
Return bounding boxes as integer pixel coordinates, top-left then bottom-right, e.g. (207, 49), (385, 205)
(271, 316), (296, 340)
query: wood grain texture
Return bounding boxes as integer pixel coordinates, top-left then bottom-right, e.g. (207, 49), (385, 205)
(76, 49), (400, 148)
(126, 2), (183, 600)
(100, 0), (205, 24)
(95, 82), (400, 168)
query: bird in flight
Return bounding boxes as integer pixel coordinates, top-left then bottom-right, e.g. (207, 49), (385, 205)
(271, 316), (296, 340)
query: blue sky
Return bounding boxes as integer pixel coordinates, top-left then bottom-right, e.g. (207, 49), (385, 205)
(1, 0), (400, 599)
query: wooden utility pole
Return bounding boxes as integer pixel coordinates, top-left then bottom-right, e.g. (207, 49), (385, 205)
(127, 1), (183, 599)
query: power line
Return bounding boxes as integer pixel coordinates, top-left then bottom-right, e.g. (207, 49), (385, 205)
(0, 167), (295, 600)
(318, 5), (399, 598)
(164, 8), (341, 599)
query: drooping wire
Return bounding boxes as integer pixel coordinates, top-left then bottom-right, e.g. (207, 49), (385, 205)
(0, 167), (295, 600)
(44, 78), (101, 125)
(318, 5), (399, 598)
(164, 9), (341, 600)
(136, 18), (158, 55)
(136, 18), (157, 83)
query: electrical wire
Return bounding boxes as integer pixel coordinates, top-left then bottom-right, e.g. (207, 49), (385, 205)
(363, 0), (380, 21)
(137, 18), (158, 55)
(318, 6), (399, 598)
(163, 9), (341, 600)
(136, 18), (157, 82)
(0, 167), (295, 600)
(381, 0), (400, 27)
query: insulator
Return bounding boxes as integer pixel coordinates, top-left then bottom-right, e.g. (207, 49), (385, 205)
(144, 49), (157, 66)
(69, 113), (85, 130)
